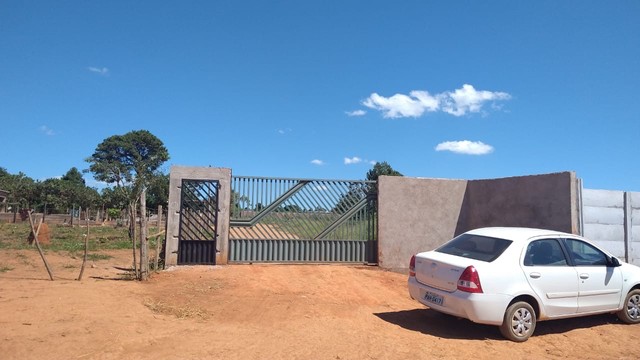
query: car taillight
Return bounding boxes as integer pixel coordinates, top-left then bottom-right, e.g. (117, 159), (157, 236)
(409, 255), (416, 277)
(457, 265), (483, 293)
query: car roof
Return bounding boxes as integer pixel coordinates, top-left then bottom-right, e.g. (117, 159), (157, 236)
(465, 227), (577, 242)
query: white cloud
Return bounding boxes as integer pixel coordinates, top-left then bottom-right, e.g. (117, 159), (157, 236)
(362, 91), (438, 118)
(277, 128), (292, 135)
(362, 84), (510, 118)
(435, 140), (494, 155)
(38, 125), (56, 136)
(345, 109), (366, 117)
(311, 159), (325, 166)
(88, 67), (109, 75)
(440, 84), (511, 116)
(344, 156), (363, 165)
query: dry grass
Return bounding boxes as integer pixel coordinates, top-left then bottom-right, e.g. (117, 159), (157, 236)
(143, 298), (209, 319)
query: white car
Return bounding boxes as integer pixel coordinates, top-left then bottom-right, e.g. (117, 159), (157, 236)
(407, 227), (640, 341)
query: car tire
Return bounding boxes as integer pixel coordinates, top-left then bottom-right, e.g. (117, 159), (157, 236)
(617, 289), (640, 324)
(499, 301), (536, 342)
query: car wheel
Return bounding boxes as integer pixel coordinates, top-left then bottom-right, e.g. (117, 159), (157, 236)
(499, 301), (536, 342)
(617, 289), (640, 324)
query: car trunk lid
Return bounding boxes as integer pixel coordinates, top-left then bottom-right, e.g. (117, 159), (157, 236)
(413, 251), (473, 292)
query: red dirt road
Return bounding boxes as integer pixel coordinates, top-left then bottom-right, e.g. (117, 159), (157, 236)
(1, 249), (639, 359)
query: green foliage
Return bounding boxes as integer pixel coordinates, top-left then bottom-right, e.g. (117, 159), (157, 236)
(0, 167), (100, 214)
(85, 130), (170, 198)
(106, 208), (122, 219)
(365, 161), (403, 181)
(37, 173), (100, 213)
(146, 172), (169, 210)
(62, 167), (85, 185)
(100, 187), (129, 211)
(0, 168), (37, 208)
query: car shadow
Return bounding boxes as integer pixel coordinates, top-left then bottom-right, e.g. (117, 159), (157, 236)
(374, 309), (502, 340)
(374, 308), (621, 340)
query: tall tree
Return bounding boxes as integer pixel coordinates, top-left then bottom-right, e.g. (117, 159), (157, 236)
(62, 167), (86, 186)
(86, 130), (169, 280)
(365, 161), (403, 181)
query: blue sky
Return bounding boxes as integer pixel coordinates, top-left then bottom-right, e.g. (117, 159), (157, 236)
(1, 1), (639, 191)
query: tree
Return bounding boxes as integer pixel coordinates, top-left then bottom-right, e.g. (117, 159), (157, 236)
(37, 168), (99, 214)
(62, 167), (85, 186)
(86, 130), (169, 280)
(0, 168), (37, 210)
(145, 172), (169, 211)
(365, 161), (403, 181)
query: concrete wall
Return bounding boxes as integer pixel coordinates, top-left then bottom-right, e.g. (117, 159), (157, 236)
(582, 189), (640, 265)
(164, 166), (232, 267)
(459, 172), (578, 234)
(377, 171), (578, 271)
(378, 177), (467, 272)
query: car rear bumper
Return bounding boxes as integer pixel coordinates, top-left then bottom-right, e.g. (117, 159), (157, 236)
(408, 276), (510, 325)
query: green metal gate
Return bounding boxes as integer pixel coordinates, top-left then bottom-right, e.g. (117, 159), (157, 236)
(228, 176), (377, 263)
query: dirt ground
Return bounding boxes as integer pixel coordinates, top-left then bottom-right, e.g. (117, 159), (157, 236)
(1, 249), (639, 360)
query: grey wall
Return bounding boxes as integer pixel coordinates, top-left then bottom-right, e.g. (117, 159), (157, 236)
(164, 166), (232, 267)
(377, 172), (578, 271)
(582, 189), (640, 265)
(459, 172), (578, 234)
(378, 176), (468, 273)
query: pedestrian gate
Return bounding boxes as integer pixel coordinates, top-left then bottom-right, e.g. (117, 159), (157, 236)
(228, 176), (377, 264)
(177, 179), (220, 265)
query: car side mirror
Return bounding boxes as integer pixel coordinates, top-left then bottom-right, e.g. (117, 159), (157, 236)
(608, 256), (621, 267)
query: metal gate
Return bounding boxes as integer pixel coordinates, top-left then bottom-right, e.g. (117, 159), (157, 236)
(177, 179), (220, 265)
(228, 176), (377, 263)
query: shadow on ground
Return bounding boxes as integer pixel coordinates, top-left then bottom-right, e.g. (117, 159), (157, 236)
(375, 308), (620, 340)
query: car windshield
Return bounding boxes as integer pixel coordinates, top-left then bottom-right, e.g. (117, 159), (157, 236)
(435, 233), (513, 262)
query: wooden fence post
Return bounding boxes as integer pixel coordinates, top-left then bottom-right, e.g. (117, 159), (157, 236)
(27, 212), (54, 281)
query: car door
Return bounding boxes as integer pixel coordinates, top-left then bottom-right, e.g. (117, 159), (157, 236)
(522, 238), (579, 317)
(563, 238), (623, 313)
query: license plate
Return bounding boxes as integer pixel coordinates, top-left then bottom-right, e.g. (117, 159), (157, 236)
(424, 291), (444, 306)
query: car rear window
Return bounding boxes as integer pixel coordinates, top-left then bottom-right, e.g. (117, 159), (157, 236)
(435, 233), (512, 262)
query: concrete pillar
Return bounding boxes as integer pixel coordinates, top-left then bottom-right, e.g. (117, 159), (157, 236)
(164, 166), (232, 267)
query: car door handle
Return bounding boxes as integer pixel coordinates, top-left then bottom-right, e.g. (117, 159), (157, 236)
(579, 273), (589, 280)
(529, 272), (541, 279)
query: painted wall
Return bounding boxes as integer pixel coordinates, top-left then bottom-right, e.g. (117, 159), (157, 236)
(377, 172), (578, 271)
(377, 176), (467, 273)
(459, 172), (578, 234)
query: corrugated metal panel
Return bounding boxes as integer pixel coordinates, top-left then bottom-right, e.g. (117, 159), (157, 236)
(229, 239), (376, 263)
(178, 240), (217, 265)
